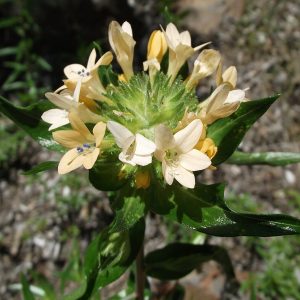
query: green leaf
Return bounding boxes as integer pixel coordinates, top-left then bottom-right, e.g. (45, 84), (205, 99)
(226, 151), (300, 166)
(89, 159), (129, 191)
(23, 161), (58, 175)
(150, 182), (300, 237)
(21, 274), (35, 300)
(0, 96), (63, 152)
(145, 243), (234, 280)
(207, 95), (279, 165)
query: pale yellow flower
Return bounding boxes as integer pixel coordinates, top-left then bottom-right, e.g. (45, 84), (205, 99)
(109, 21), (136, 81)
(162, 23), (210, 82)
(155, 119), (211, 188)
(216, 62), (237, 88)
(53, 112), (106, 174)
(143, 30), (168, 83)
(185, 49), (221, 89)
(42, 80), (101, 130)
(135, 170), (151, 189)
(199, 83), (246, 125)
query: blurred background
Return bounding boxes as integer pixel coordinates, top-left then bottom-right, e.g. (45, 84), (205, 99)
(0, 0), (300, 299)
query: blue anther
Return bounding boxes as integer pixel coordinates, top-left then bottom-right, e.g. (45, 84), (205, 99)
(76, 147), (84, 153)
(83, 143), (91, 148)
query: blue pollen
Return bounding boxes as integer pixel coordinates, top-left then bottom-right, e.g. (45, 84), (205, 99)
(76, 147), (84, 153)
(83, 143), (91, 148)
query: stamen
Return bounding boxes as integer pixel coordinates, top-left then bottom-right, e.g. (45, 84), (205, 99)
(83, 143), (91, 148)
(76, 147), (84, 153)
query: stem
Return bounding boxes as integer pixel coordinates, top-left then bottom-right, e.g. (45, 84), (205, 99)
(135, 243), (145, 300)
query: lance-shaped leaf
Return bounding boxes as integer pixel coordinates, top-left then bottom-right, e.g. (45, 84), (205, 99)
(0, 96), (63, 152)
(207, 95), (280, 165)
(64, 192), (146, 300)
(145, 243), (235, 280)
(149, 182), (300, 237)
(226, 151), (300, 166)
(23, 161), (58, 175)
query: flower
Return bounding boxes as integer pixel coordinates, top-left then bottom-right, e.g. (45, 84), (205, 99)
(109, 21), (136, 81)
(185, 49), (221, 89)
(155, 119), (211, 188)
(42, 80), (101, 130)
(64, 49), (113, 83)
(135, 170), (151, 189)
(63, 50), (113, 104)
(216, 63), (237, 88)
(52, 112), (106, 174)
(199, 83), (246, 125)
(143, 30), (167, 72)
(162, 23), (210, 82)
(107, 121), (156, 166)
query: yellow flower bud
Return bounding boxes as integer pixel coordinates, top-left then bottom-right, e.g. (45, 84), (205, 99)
(147, 30), (167, 62)
(195, 138), (218, 159)
(135, 170), (150, 189)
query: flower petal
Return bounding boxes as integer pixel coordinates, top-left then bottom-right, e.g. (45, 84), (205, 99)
(45, 92), (73, 110)
(134, 134), (156, 155)
(69, 112), (94, 142)
(174, 165), (195, 188)
(122, 21), (133, 36)
(222, 66), (237, 88)
(179, 149), (211, 171)
(86, 49), (96, 70)
(93, 122), (106, 147)
(41, 109), (69, 130)
(131, 154), (152, 166)
(155, 124), (175, 150)
(224, 89), (245, 104)
(174, 119), (203, 153)
(64, 64), (86, 80)
(119, 151), (136, 166)
(52, 130), (86, 148)
(93, 51), (113, 70)
(83, 148), (100, 169)
(107, 121), (134, 148)
(162, 160), (174, 185)
(58, 148), (85, 174)
(179, 31), (191, 46)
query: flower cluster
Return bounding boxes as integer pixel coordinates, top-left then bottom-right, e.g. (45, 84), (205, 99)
(43, 21), (248, 189)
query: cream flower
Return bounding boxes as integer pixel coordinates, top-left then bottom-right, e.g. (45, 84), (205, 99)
(42, 80), (101, 130)
(185, 49), (221, 89)
(199, 83), (246, 125)
(163, 23), (210, 82)
(53, 112), (106, 174)
(64, 49), (113, 83)
(155, 119), (211, 188)
(109, 21), (136, 81)
(143, 30), (167, 73)
(107, 121), (156, 166)
(216, 63), (237, 88)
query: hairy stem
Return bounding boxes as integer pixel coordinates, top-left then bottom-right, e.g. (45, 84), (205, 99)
(136, 243), (145, 300)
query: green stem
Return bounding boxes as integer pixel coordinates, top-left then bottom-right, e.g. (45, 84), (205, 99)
(135, 242), (145, 300)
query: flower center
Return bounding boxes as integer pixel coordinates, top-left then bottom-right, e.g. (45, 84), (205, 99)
(165, 149), (179, 167)
(76, 143), (95, 155)
(76, 68), (90, 77)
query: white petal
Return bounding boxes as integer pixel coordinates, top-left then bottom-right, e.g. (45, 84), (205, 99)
(119, 151), (136, 166)
(179, 149), (211, 171)
(166, 23), (180, 48)
(64, 64), (86, 80)
(174, 165), (195, 188)
(224, 89), (245, 104)
(174, 119), (203, 153)
(122, 21), (133, 36)
(58, 148), (85, 174)
(73, 79), (82, 102)
(45, 92), (73, 110)
(131, 154), (152, 166)
(83, 148), (100, 169)
(134, 134), (156, 155)
(155, 124), (175, 150)
(87, 49), (96, 70)
(41, 109), (69, 130)
(162, 160), (174, 185)
(107, 121), (134, 148)
(180, 31), (191, 46)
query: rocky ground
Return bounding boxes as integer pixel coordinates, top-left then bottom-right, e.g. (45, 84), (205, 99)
(1, 0), (300, 299)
